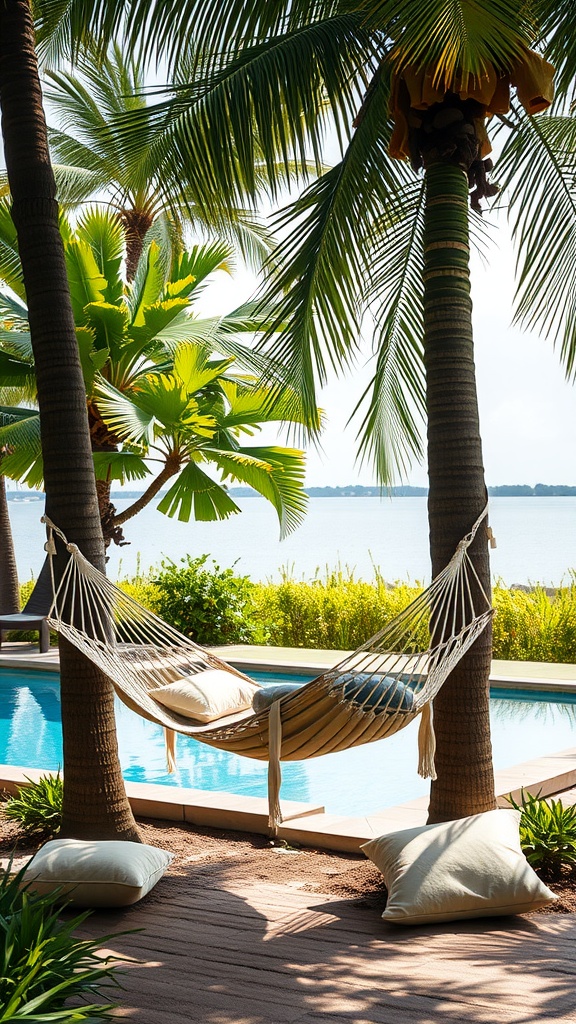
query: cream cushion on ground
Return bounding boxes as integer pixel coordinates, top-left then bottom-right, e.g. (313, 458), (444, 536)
(150, 668), (257, 722)
(361, 808), (556, 925)
(23, 839), (173, 907)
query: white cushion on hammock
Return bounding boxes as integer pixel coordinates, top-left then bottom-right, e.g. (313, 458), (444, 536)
(23, 839), (173, 907)
(150, 668), (257, 722)
(361, 808), (556, 925)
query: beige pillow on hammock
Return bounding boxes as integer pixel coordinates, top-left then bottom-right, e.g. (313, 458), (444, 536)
(150, 668), (258, 722)
(362, 808), (556, 925)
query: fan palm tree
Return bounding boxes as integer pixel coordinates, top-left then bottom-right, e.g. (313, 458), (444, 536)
(0, 205), (311, 546)
(34, 0), (573, 823)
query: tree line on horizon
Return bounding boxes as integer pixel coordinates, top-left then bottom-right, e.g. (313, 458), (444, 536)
(8, 482), (576, 500)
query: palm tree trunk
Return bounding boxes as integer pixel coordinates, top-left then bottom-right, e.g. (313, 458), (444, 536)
(121, 208), (154, 282)
(423, 162), (496, 823)
(0, 472), (20, 612)
(0, 0), (139, 840)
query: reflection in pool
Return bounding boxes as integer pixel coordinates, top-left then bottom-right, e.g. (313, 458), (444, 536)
(1, 669), (575, 815)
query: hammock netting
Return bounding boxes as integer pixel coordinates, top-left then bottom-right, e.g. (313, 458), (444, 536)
(42, 509), (494, 831)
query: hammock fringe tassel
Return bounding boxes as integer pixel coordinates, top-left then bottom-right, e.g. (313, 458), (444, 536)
(267, 700), (283, 834)
(417, 702), (437, 781)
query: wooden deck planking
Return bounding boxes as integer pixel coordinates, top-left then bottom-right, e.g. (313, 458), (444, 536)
(79, 881), (576, 1023)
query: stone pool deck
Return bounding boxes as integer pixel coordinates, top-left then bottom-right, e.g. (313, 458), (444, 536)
(2, 643), (576, 852)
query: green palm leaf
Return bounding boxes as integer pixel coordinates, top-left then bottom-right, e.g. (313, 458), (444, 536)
(361, 0), (531, 79)
(64, 239), (107, 321)
(128, 13), (372, 218)
(128, 242), (166, 326)
(0, 350), (34, 386)
(0, 410), (43, 486)
(353, 178), (426, 482)
(499, 109), (576, 379)
(92, 450), (150, 482)
(209, 445), (308, 537)
(0, 198), (25, 300)
(93, 377), (157, 444)
(76, 208), (124, 304)
(255, 73), (412, 424)
(157, 460), (241, 521)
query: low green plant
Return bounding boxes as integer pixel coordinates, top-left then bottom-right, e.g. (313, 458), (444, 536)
(492, 582), (576, 663)
(3, 772), (63, 837)
(117, 574), (161, 615)
(0, 862), (120, 1020)
(152, 554), (264, 645)
(509, 790), (576, 880)
(251, 568), (425, 651)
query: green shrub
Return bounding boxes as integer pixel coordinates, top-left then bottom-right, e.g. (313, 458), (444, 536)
(3, 773), (63, 838)
(117, 575), (161, 615)
(152, 555), (263, 645)
(509, 790), (576, 880)
(0, 862), (119, 1021)
(251, 568), (425, 650)
(492, 583), (576, 663)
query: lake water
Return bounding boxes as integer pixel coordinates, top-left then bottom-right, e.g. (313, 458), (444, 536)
(7, 494), (576, 586)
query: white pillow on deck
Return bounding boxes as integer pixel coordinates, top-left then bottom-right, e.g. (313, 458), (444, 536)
(23, 839), (173, 907)
(361, 808), (556, 926)
(150, 668), (257, 722)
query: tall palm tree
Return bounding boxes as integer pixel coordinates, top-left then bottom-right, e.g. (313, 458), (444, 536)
(40, 44), (275, 280)
(0, 0), (139, 840)
(0, 205), (312, 546)
(35, 0), (570, 823)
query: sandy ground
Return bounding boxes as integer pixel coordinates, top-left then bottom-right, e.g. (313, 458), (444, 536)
(2, 813), (575, 914)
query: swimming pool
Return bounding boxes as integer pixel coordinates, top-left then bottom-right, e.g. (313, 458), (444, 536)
(1, 667), (575, 815)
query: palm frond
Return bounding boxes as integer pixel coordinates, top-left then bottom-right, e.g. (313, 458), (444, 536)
(498, 108), (576, 379)
(0, 198), (24, 300)
(94, 377), (157, 444)
(0, 348), (35, 387)
(538, 0), (576, 99)
(0, 291), (29, 326)
(0, 410), (43, 486)
(254, 68), (414, 427)
(120, 13), (373, 217)
(156, 460), (241, 521)
(209, 445), (308, 538)
(361, 0), (533, 80)
(51, 163), (107, 207)
(92, 450), (150, 482)
(353, 178), (426, 484)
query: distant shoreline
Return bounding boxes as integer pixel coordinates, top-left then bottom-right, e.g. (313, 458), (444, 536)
(7, 484), (576, 500)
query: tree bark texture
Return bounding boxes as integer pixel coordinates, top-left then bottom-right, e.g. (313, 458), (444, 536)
(423, 162), (496, 823)
(0, 0), (139, 840)
(0, 472), (20, 612)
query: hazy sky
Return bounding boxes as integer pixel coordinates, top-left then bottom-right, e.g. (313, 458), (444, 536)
(199, 214), (576, 490)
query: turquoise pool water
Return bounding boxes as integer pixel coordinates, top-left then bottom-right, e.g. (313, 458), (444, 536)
(1, 668), (575, 815)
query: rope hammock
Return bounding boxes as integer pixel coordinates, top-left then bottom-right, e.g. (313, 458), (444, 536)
(42, 509), (494, 833)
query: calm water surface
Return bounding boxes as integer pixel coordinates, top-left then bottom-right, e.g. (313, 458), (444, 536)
(8, 495), (576, 586)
